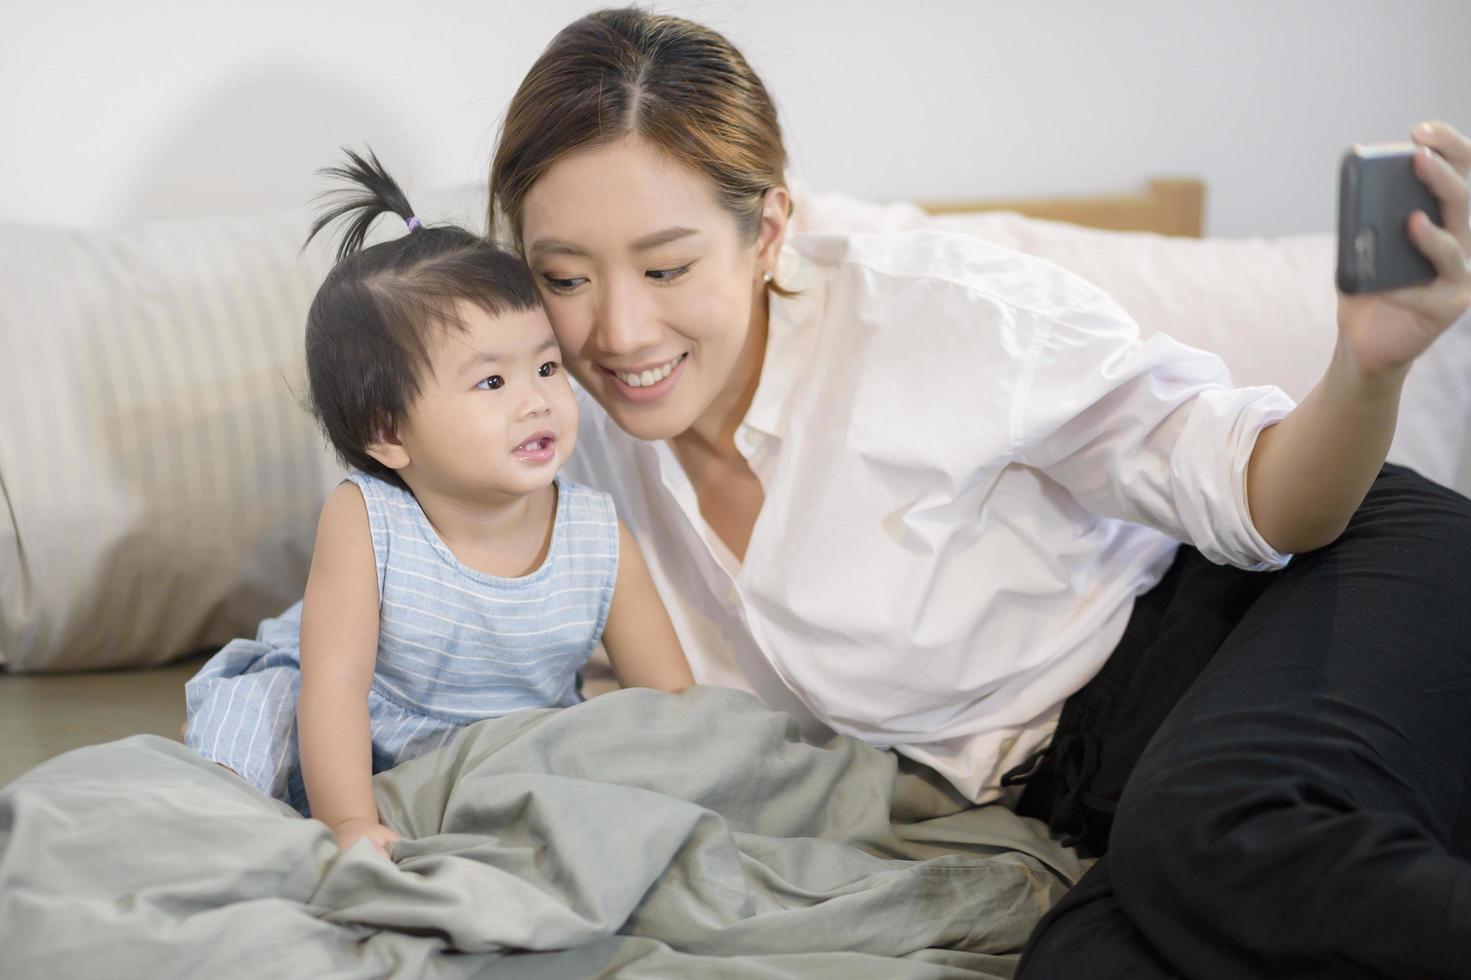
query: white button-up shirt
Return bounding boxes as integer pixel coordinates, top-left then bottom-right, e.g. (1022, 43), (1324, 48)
(565, 230), (1295, 803)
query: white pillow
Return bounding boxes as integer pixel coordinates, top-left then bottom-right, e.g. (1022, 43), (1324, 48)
(791, 186), (1471, 496)
(0, 187), (485, 672)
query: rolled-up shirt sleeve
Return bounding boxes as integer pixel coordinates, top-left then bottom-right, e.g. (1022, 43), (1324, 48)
(1015, 286), (1296, 570)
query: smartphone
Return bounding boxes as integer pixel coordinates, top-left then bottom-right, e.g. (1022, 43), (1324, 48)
(1336, 143), (1443, 295)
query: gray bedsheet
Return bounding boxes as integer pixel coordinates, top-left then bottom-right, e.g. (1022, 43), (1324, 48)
(0, 686), (1088, 978)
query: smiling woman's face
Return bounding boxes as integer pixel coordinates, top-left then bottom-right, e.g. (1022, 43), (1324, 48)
(519, 135), (785, 444)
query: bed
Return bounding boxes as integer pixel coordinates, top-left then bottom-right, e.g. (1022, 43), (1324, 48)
(3, 175), (1469, 977)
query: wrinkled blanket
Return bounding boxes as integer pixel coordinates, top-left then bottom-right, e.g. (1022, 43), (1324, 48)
(0, 686), (1088, 978)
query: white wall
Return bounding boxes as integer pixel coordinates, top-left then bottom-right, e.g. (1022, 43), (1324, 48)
(2, 0), (1468, 237)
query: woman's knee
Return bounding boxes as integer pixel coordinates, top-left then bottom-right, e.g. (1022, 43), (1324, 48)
(1347, 464), (1471, 564)
(1279, 464), (1471, 673)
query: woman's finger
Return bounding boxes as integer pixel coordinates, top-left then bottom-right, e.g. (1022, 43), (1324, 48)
(1412, 121), (1471, 175)
(1413, 145), (1471, 248)
(1413, 145), (1470, 213)
(1370, 215), (1471, 330)
(1408, 209), (1471, 284)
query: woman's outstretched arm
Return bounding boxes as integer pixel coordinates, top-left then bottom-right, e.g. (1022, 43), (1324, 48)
(1247, 121), (1471, 554)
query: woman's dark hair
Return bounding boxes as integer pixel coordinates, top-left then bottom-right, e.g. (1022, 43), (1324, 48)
(489, 7), (795, 294)
(303, 147), (542, 489)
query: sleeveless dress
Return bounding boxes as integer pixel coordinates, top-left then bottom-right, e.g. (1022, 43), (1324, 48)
(183, 471), (619, 816)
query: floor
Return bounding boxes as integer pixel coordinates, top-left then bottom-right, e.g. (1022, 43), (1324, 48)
(0, 649), (620, 789)
(0, 654), (209, 788)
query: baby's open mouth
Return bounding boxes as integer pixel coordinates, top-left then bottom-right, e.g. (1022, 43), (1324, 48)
(513, 433), (556, 461)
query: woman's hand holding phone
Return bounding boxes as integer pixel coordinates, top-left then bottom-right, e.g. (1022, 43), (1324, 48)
(1245, 122), (1469, 556)
(1335, 121), (1471, 383)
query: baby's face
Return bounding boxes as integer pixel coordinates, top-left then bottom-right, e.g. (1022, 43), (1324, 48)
(395, 301), (578, 503)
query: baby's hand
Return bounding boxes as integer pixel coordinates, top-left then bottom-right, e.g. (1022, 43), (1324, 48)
(330, 817), (401, 860)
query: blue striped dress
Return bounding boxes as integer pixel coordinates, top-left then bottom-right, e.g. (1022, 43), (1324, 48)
(183, 471), (619, 816)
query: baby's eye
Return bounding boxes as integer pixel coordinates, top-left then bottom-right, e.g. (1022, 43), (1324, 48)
(542, 275), (586, 294)
(646, 263), (692, 283)
(475, 375), (504, 391)
(538, 361), (560, 378)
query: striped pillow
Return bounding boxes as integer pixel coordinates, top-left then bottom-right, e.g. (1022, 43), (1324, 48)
(0, 186), (485, 672)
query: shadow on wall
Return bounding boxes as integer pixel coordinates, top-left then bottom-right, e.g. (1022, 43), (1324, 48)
(106, 64), (414, 226)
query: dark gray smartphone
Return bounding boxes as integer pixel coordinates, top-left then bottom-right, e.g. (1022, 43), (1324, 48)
(1336, 143), (1443, 294)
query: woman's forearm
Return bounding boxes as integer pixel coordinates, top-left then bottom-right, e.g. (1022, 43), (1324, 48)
(297, 682), (378, 830)
(1246, 342), (1409, 554)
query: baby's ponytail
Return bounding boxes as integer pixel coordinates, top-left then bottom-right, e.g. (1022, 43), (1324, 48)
(305, 147), (424, 263)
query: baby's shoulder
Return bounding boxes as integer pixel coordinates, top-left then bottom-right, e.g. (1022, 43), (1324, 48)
(554, 475), (619, 530)
(341, 468), (410, 505)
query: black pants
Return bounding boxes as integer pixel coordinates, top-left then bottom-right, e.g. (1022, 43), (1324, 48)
(1013, 464), (1471, 979)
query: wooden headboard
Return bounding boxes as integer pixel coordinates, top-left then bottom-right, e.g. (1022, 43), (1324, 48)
(921, 177), (1205, 238)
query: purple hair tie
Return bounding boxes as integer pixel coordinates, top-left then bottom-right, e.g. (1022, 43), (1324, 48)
(405, 216), (422, 231)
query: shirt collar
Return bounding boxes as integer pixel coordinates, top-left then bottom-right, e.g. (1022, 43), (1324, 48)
(741, 239), (826, 440)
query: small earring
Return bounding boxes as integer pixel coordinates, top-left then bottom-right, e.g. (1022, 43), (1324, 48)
(761, 271), (773, 284)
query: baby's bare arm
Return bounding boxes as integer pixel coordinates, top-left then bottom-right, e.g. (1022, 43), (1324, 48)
(298, 482), (397, 853)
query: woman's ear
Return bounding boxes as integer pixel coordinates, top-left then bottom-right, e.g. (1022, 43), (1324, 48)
(365, 426), (411, 472)
(754, 185), (791, 274)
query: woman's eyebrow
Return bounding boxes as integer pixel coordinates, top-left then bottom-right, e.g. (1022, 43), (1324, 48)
(528, 226), (699, 257)
(529, 239), (585, 257)
(629, 226), (699, 251)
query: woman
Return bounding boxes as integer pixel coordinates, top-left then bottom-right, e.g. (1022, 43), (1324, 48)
(487, 9), (1471, 977)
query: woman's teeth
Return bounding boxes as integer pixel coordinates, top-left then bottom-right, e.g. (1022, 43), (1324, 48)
(614, 354), (683, 388)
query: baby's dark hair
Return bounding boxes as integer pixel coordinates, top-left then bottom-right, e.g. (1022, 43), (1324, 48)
(303, 147), (542, 488)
